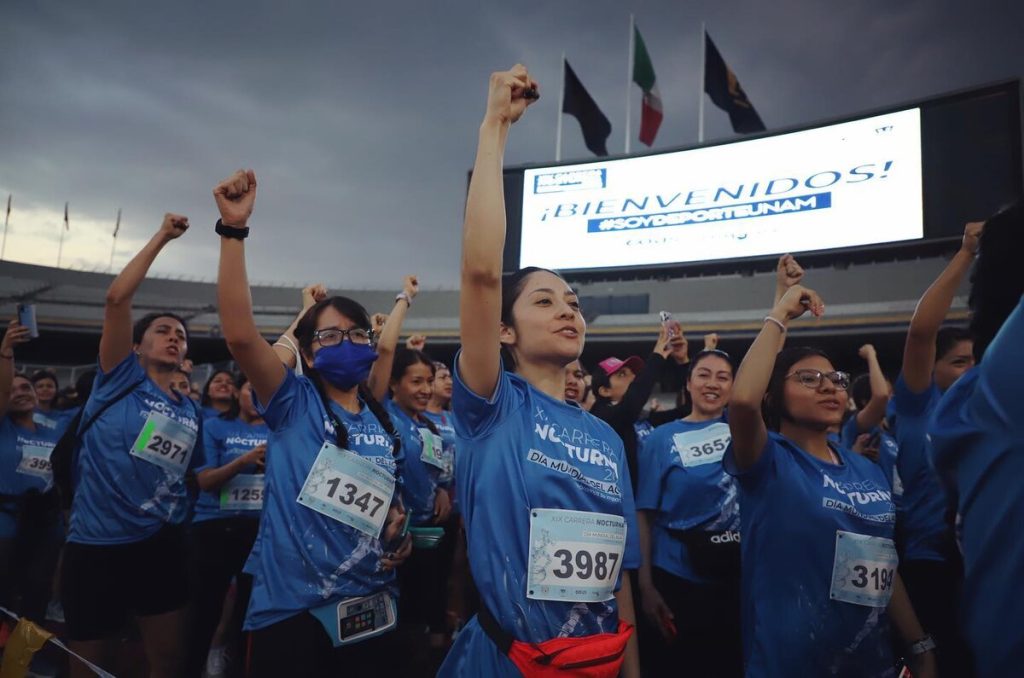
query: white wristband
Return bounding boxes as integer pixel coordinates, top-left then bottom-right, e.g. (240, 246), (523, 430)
(395, 292), (411, 307)
(763, 316), (787, 333)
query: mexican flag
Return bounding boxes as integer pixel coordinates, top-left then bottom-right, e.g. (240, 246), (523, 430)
(632, 25), (662, 146)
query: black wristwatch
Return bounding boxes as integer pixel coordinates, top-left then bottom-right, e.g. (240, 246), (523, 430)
(215, 219), (249, 240)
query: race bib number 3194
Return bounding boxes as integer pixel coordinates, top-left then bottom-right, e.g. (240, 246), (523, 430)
(297, 442), (396, 539)
(527, 509), (626, 603)
(830, 530), (897, 607)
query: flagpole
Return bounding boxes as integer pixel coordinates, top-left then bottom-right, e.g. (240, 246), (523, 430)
(625, 14), (635, 155)
(57, 202), (67, 268)
(1, 195), (10, 260)
(556, 52), (566, 162)
(698, 22), (706, 144)
(108, 208), (120, 272)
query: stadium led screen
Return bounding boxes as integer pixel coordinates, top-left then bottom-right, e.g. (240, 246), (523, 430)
(520, 109), (922, 271)
(500, 81), (1022, 276)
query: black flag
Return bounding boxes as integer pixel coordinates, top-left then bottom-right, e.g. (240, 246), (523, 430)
(704, 32), (766, 134)
(562, 60), (612, 156)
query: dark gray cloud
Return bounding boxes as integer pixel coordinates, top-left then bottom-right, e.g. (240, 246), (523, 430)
(1, 0), (1020, 287)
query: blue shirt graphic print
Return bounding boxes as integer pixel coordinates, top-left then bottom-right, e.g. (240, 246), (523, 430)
(725, 433), (897, 678)
(439, 362), (640, 678)
(385, 399), (443, 526)
(242, 370), (402, 631)
(68, 353), (204, 545)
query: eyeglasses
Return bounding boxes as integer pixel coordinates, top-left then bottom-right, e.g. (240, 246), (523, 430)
(313, 327), (374, 347)
(785, 368), (851, 391)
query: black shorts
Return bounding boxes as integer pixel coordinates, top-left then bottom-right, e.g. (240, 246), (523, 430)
(61, 523), (190, 641)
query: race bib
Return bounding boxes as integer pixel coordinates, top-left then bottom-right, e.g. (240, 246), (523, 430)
(830, 531), (897, 607)
(673, 423), (731, 467)
(527, 508), (626, 603)
(297, 442), (396, 539)
(418, 428), (447, 471)
(220, 474), (264, 511)
(16, 444), (54, 481)
(130, 411), (197, 475)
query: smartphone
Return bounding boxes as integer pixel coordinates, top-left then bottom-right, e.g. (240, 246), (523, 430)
(658, 311), (681, 338)
(17, 303), (39, 339)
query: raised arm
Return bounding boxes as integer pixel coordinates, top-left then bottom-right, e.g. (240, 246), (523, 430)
(853, 344), (889, 433)
(458, 65), (538, 397)
(0, 320), (30, 417)
(902, 222), (982, 392)
(774, 254), (804, 306)
(214, 169), (286, 406)
(100, 214), (189, 372)
(612, 327), (672, 424)
(273, 284), (327, 369)
(367, 275), (418, 401)
(729, 285), (825, 471)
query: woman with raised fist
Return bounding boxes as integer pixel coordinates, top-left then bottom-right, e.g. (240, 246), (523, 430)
(60, 213), (204, 678)
(724, 284), (935, 677)
(437, 66), (640, 678)
(214, 168), (411, 676)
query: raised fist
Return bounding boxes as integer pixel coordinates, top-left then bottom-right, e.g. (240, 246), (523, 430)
(371, 313), (388, 335)
(773, 284), (825, 321)
(406, 335), (427, 352)
(213, 169), (257, 227)
(402, 275), (420, 300)
(485, 64), (540, 125)
(159, 213), (190, 240)
(961, 221), (984, 256)
(858, 344), (876, 361)
(776, 254), (804, 290)
(703, 333), (720, 351)
(302, 284), (328, 310)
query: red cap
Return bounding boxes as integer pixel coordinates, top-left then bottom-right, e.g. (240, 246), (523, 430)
(597, 356), (645, 377)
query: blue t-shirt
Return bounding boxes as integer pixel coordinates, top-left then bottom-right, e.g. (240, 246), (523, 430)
(242, 370), (403, 631)
(385, 399), (444, 526)
(890, 375), (951, 562)
(840, 416), (903, 512)
(0, 416), (65, 538)
(928, 294), (1024, 678)
(439, 362), (641, 678)
(68, 354), (205, 545)
(633, 419), (654, 445)
(725, 433), (896, 677)
(193, 416), (270, 523)
(636, 416), (737, 583)
(32, 408), (77, 432)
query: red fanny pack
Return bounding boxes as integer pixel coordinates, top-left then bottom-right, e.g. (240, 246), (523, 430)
(479, 605), (634, 678)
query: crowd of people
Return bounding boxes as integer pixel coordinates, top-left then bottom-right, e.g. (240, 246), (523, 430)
(0, 64), (1022, 678)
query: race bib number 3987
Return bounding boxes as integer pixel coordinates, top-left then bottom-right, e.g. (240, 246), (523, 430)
(297, 442), (396, 539)
(527, 509), (626, 603)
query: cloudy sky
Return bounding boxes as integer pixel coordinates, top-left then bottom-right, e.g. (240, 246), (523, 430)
(1, 0), (1020, 288)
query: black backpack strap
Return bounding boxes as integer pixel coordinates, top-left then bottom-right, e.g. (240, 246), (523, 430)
(477, 604), (514, 655)
(77, 377), (147, 438)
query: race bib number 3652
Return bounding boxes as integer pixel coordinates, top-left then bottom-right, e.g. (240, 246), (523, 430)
(527, 509), (626, 603)
(297, 442), (396, 539)
(673, 423), (731, 468)
(130, 411), (197, 475)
